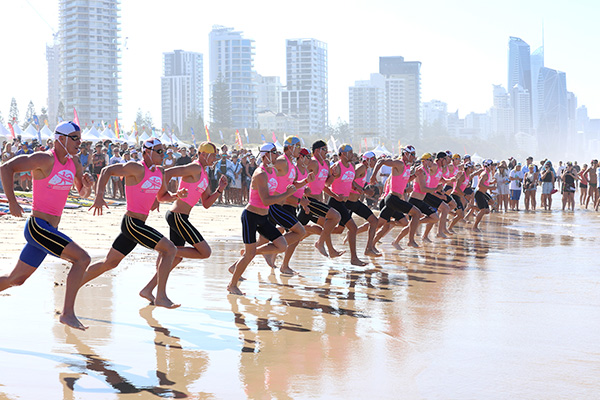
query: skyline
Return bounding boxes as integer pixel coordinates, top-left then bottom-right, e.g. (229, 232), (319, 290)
(1, 0), (598, 130)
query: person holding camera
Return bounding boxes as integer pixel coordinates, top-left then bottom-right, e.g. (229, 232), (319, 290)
(540, 160), (556, 211)
(509, 163), (524, 211)
(561, 162), (578, 211)
(523, 164), (538, 211)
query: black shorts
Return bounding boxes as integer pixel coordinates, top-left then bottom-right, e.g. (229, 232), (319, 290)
(424, 193), (444, 209)
(474, 190), (491, 209)
(165, 211), (204, 246)
(112, 215), (164, 256)
(297, 196), (331, 225)
(345, 199), (374, 221)
(464, 187), (474, 195)
(241, 209), (282, 244)
(268, 204), (299, 230)
(409, 197), (437, 216)
(379, 194), (412, 222)
(328, 197), (352, 226)
(451, 194), (465, 210)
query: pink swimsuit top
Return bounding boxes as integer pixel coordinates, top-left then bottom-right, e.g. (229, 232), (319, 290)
(390, 164), (411, 195)
(330, 161), (355, 197)
(481, 172), (491, 187)
(350, 169), (368, 194)
(126, 162), (163, 215)
(428, 166), (444, 189)
(308, 158), (329, 196)
(453, 172), (470, 192)
(248, 165), (278, 209)
(177, 161), (209, 207)
(413, 168), (431, 195)
(381, 178), (392, 200)
(293, 166), (308, 199)
(274, 154), (297, 194)
(442, 166), (452, 180)
(32, 150), (75, 217)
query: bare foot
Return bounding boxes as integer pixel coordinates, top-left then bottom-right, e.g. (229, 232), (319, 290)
(314, 241), (329, 257)
(139, 289), (155, 305)
(436, 233), (448, 239)
(391, 241), (404, 250)
(407, 240), (420, 248)
(59, 313), (88, 331)
(351, 257), (368, 266)
(422, 236), (432, 243)
(228, 264), (246, 281)
(263, 253), (277, 268)
(447, 228), (456, 234)
(364, 248), (382, 257)
(154, 296), (181, 309)
(227, 283), (245, 296)
(329, 249), (346, 258)
(472, 227), (481, 232)
(342, 234), (349, 244)
(280, 266), (298, 276)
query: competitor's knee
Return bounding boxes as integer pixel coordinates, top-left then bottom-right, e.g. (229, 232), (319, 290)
(409, 207), (422, 220)
(327, 208), (341, 223)
(291, 223), (306, 237)
(273, 236), (288, 252)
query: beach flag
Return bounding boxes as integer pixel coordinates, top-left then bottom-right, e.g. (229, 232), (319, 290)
(235, 129), (243, 148)
(398, 140), (401, 153)
(8, 122), (15, 139)
(272, 131), (277, 143)
(261, 133), (266, 143)
(244, 128), (249, 144)
(33, 115), (39, 127)
(205, 125), (211, 141)
(115, 118), (120, 138)
(44, 119), (48, 127)
(73, 107), (80, 126)
(219, 130), (224, 142)
(191, 127), (197, 147)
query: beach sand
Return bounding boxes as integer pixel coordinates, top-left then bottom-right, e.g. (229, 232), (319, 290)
(1, 204), (599, 399)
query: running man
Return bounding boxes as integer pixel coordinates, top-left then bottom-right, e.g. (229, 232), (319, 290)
(83, 138), (180, 308)
(473, 159), (497, 232)
(228, 143), (297, 295)
(0, 121), (93, 330)
(138, 141), (228, 301)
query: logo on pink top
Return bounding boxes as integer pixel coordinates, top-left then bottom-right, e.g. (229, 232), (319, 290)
(341, 171), (355, 182)
(196, 177), (208, 192)
(318, 168), (328, 180)
(268, 177), (278, 192)
(141, 176), (162, 192)
(48, 169), (74, 189)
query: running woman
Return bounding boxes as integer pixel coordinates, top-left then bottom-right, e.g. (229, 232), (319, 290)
(83, 138), (180, 309)
(139, 141), (228, 301)
(0, 121), (93, 330)
(228, 143), (297, 295)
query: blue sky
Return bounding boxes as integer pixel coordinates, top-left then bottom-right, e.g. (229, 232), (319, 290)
(1, 0), (597, 128)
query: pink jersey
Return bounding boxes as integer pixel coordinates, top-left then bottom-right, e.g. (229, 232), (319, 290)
(453, 172), (470, 193)
(428, 165), (444, 189)
(442, 166), (452, 181)
(177, 161), (209, 207)
(381, 178), (392, 200)
(274, 154), (296, 194)
(32, 149), (75, 217)
(293, 166), (308, 199)
(248, 165), (278, 209)
(412, 167), (431, 195)
(330, 161), (355, 197)
(308, 158), (329, 196)
(390, 163), (411, 195)
(126, 162), (163, 215)
(350, 169), (368, 194)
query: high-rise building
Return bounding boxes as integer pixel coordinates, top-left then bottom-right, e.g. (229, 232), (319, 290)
(511, 84), (531, 134)
(161, 50), (203, 133)
(282, 38), (328, 136)
(349, 74), (386, 136)
(254, 73), (282, 113)
(508, 37), (532, 128)
(422, 99), (448, 130)
(379, 56), (421, 139)
(208, 25), (257, 130)
(58, 0), (121, 124)
(530, 45), (544, 129)
(536, 67), (568, 155)
(46, 41), (60, 128)
(490, 85), (514, 138)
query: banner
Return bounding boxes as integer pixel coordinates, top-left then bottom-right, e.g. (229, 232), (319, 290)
(115, 118), (120, 138)
(272, 131), (277, 143)
(205, 125), (211, 142)
(8, 122), (15, 139)
(235, 129), (243, 148)
(73, 107), (80, 126)
(33, 115), (39, 127)
(219, 130), (224, 142)
(244, 128), (249, 144)
(261, 134), (266, 143)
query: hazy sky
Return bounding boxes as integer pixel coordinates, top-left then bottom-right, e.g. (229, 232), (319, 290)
(1, 0), (597, 128)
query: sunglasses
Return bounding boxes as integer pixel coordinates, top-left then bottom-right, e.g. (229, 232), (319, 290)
(151, 148), (164, 155)
(60, 133), (81, 141)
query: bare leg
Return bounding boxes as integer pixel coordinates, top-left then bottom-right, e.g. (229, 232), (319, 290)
(364, 214), (381, 257)
(345, 219), (367, 266)
(58, 242), (92, 330)
(153, 238), (179, 309)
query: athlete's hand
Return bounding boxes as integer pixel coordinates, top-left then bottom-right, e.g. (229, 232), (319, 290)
(306, 172), (315, 183)
(82, 172), (94, 188)
(218, 175), (228, 190)
(176, 188), (188, 199)
(9, 201), (24, 218)
(369, 175), (378, 185)
(89, 197), (108, 216)
(300, 196), (310, 214)
(285, 184), (297, 196)
(151, 198), (160, 212)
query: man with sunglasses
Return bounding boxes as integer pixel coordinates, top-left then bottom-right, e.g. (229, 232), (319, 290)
(0, 121), (94, 330)
(83, 138), (180, 309)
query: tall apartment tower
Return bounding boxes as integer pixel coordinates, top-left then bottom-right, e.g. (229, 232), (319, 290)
(508, 37), (532, 127)
(46, 41), (60, 128)
(208, 25), (257, 129)
(282, 38), (328, 136)
(254, 73), (282, 113)
(379, 56), (421, 139)
(58, 0), (121, 124)
(490, 85), (514, 138)
(530, 45), (544, 129)
(161, 50), (204, 133)
(349, 73), (386, 136)
(536, 67), (568, 155)
(511, 84), (531, 134)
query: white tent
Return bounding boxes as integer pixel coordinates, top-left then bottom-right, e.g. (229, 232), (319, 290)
(471, 153), (483, 165)
(0, 124), (12, 140)
(39, 125), (54, 141)
(82, 126), (102, 143)
(327, 136), (338, 154)
(22, 124), (39, 141)
(100, 127), (117, 141)
(124, 133), (138, 146)
(11, 124), (24, 140)
(139, 132), (150, 142)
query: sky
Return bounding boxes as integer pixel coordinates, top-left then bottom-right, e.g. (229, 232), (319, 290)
(1, 0), (598, 129)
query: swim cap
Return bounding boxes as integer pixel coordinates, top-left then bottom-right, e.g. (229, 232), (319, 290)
(436, 152), (447, 159)
(198, 141), (217, 154)
(402, 145), (416, 154)
(259, 142), (276, 155)
(452, 153), (461, 159)
(463, 154), (471, 160)
(143, 138), (162, 149)
(55, 121), (80, 136)
(421, 152), (433, 161)
(338, 144), (353, 154)
(483, 159), (493, 167)
(312, 140), (327, 151)
(362, 151), (376, 160)
(284, 136), (301, 147)
(299, 148), (311, 157)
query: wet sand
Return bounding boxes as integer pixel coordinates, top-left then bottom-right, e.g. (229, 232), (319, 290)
(1, 204), (599, 399)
